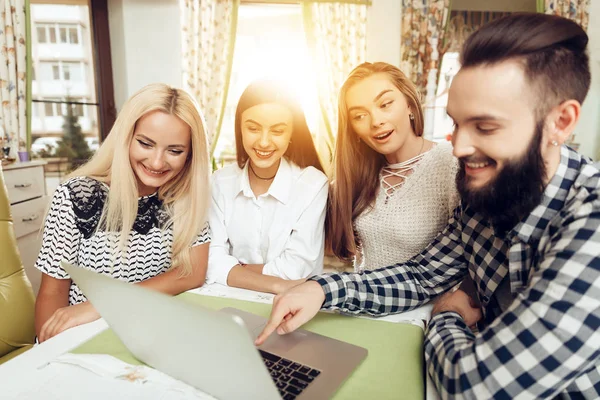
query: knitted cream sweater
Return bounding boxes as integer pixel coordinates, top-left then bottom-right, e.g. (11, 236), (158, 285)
(354, 142), (459, 271)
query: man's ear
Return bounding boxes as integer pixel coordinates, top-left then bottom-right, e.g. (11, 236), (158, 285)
(546, 99), (581, 146)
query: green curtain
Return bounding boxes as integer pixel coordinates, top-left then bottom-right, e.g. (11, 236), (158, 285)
(536, 0), (545, 12)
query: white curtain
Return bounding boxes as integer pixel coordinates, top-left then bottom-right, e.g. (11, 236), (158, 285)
(303, 1), (367, 158)
(181, 0), (239, 155)
(0, 0), (27, 158)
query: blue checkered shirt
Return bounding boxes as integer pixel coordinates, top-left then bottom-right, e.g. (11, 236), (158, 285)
(312, 146), (600, 399)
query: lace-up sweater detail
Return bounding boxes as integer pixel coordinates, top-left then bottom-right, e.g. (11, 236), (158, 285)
(354, 143), (459, 271)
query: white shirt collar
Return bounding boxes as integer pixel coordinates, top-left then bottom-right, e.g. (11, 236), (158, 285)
(238, 157), (292, 204)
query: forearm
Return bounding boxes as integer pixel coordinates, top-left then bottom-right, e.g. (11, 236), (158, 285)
(243, 264), (265, 274)
(227, 265), (286, 294)
(138, 266), (205, 295)
(310, 260), (464, 316)
(35, 292), (69, 337)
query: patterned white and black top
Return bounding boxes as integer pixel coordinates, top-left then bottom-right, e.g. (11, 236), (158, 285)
(35, 176), (210, 305)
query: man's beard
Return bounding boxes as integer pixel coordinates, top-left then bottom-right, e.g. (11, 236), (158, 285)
(456, 123), (547, 236)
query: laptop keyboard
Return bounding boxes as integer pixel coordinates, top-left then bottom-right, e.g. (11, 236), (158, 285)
(259, 349), (321, 399)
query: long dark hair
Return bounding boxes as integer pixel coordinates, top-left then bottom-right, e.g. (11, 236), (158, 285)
(234, 79), (324, 173)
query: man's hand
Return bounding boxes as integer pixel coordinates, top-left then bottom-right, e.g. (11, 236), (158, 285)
(274, 278), (306, 295)
(38, 301), (101, 343)
(432, 289), (482, 328)
(255, 281), (325, 345)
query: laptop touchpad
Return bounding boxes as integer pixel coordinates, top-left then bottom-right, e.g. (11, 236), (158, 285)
(255, 325), (307, 353)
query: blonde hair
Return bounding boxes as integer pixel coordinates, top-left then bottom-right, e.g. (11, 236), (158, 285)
(326, 62), (424, 261)
(69, 83), (210, 275)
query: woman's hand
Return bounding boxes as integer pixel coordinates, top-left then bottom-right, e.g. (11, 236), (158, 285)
(38, 301), (101, 343)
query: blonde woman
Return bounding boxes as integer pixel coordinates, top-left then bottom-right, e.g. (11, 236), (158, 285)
(34, 83), (211, 342)
(207, 80), (328, 294)
(327, 62), (459, 271)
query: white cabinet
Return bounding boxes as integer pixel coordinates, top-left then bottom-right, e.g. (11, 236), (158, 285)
(4, 161), (49, 295)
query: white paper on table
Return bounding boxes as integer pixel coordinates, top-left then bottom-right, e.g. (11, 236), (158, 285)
(191, 283), (432, 329)
(6, 353), (216, 400)
(189, 283), (275, 303)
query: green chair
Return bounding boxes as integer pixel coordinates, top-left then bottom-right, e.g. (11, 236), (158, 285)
(0, 164), (36, 364)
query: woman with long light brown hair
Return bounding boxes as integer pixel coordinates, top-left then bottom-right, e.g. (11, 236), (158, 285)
(34, 83), (211, 342)
(327, 62), (458, 271)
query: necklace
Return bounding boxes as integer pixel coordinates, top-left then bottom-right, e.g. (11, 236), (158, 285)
(381, 137), (427, 204)
(249, 163), (276, 181)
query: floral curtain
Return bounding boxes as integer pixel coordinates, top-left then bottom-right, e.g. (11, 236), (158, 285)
(539, 0), (590, 31)
(302, 1), (367, 158)
(445, 11), (511, 53)
(400, 0), (450, 102)
(181, 0), (239, 155)
(0, 0), (27, 159)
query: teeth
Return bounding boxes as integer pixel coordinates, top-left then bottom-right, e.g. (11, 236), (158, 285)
(466, 162), (490, 169)
(255, 150), (274, 156)
(144, 166), (165, 175)
(375, 131), (392, 139)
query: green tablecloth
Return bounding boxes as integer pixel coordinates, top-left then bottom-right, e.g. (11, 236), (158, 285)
(73, 293), (424, 399)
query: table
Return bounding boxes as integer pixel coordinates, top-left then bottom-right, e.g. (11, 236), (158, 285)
(0, 284), (439, 400)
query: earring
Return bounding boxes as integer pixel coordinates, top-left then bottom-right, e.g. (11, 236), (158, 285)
(409, 113), (415, 121)
(551, 140), (559, 146)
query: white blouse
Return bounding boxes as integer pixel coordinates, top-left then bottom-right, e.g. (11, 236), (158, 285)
(207, 157), (328, 284)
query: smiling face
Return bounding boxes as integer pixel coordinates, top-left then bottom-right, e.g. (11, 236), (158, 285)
(128, 110), (191, 196)
(240, 102), (293, 176)
(345, 73), (416, 161)
(449, 61), (549, 232)
(448, 61), (542, 190)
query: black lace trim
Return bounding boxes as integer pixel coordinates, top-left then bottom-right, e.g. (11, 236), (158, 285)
(65, 177), (166, 239)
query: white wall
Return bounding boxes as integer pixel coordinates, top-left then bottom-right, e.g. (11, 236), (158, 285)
(366, 0), (401, 66)
(578, 0), (600, 160)
(108, 0), (182, 111)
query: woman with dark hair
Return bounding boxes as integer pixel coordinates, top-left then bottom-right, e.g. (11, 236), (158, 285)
(206, 79), (328, 294)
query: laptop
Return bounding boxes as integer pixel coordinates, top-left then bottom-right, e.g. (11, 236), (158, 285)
(62, 262), (367, 400)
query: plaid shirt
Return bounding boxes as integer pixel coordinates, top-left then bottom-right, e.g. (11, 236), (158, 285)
(312, 146), (600, 399)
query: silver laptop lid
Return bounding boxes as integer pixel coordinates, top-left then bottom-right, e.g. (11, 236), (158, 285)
(62, 261), (280, 400)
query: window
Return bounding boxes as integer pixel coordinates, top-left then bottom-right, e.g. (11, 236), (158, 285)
(71, 99), (84, 117)
(63, 62), (83, 81)
(59, 24), (79, 44)
(69, 26), (79, 44)
(31, 1), (111, 163)
(52, 64), (60, 80)
(36, 26), (46, 43)
(430, 52), (461, 141)
(38, 61), (84, 82)
(213, 4), (320, 164)
(42, 99), (65, 117)
(49, 25), (56, 43)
